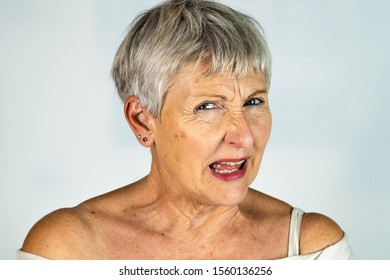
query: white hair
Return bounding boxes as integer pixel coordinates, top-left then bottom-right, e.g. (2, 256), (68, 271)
(112, 0), (272, 117)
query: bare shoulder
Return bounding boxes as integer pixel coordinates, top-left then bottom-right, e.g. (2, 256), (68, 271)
(21, 184), (140, 259)
(300, 212), (344, 254)
(242, 188), (292, 217)
(22, 206), (93, 259)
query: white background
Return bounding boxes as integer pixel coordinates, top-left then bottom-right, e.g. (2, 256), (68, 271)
(1, 0), (389, 259)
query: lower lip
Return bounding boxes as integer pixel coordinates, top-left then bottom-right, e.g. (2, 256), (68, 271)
(208, 160), (248, 182)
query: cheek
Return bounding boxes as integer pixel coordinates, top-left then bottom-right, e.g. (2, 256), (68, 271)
(170, 124), (223, 167)
(173, 132), (186, 141)
(172, 132), (188, 161)
(194, 110), (224, 124)
(252, 113), (272, 145)
(176, 113), (223, 142)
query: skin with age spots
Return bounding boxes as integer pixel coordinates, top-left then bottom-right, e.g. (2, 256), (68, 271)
(150, 64), (271, 207)
(21, 65), (343, 260)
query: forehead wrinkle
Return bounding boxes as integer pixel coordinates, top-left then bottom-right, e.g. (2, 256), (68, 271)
(203, 74), (247, 102)
(167, 64), (267, 109)
(189, 78), (266, 103)
(232, 78), (241, 101)
(228, 76), (262, 102)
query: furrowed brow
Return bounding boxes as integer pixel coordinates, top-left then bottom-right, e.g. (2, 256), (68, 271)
(248, 89), (268, 98)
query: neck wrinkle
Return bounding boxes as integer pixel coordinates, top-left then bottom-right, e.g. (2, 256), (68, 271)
(138, 174), (244, 240)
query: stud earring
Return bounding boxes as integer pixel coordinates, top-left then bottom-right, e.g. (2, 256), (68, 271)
(137, 134), (142, 139)
(142, 137), (148, 142)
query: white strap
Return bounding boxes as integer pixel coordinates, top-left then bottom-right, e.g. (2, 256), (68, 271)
(288, 207), (304, 257)
(16, 249), (48, 260)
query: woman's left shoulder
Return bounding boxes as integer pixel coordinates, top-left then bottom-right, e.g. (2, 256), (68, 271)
(300, 212), (344, 255)
(243, 189), (292, 215)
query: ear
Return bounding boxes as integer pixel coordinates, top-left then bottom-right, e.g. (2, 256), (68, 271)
(124, 96), (155, 147)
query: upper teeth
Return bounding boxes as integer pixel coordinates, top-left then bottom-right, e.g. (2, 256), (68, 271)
(219, 160), (245, 166)
(211, 160), (245, 173)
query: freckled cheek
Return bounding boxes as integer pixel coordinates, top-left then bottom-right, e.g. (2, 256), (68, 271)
(173, 132), (186, 141)
(174, 128), (219, 167)
(169, 129), (206, 165)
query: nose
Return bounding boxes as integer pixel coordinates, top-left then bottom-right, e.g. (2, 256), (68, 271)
(223, 113), (254, 148)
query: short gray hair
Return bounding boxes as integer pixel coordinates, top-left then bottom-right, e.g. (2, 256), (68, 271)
(112, 0), (272, 117)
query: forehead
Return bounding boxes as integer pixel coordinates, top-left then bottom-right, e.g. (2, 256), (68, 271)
(169, 64), (267, 96)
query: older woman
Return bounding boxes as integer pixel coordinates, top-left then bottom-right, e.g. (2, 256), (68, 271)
(18, 0), (352, 259)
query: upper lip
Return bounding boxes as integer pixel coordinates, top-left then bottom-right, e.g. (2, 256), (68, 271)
(209, 157), (249, 165)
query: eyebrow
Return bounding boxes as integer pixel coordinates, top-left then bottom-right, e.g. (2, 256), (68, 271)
(196, 89), (268, 100)
(248, 89), (268, 97)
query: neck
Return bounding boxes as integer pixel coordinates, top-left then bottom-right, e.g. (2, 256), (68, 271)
(132, 174), (245, 240)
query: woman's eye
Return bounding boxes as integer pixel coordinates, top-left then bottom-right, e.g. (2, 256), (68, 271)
(196, 102), (218, 111)
(244, 98), (263, 107)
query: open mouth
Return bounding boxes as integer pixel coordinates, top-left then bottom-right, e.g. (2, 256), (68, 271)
(209, 159), (247, 174)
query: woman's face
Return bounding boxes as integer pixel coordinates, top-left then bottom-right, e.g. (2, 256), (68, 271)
(151, 65), (272, 206)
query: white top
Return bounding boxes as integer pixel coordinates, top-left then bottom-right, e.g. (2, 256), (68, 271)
(16, 207), (354, 260)
(281, 207), (354, 260)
